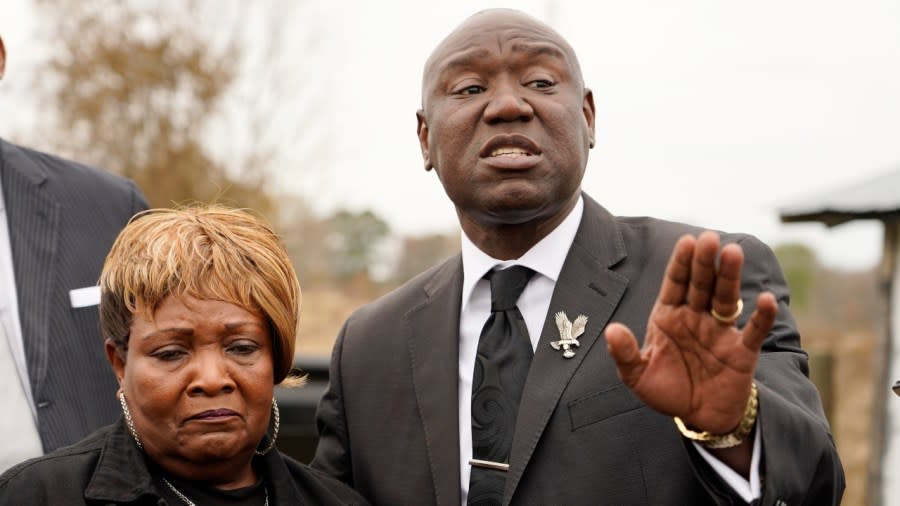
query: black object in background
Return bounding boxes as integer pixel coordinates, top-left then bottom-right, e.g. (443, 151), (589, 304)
(275, 356), (330, 463)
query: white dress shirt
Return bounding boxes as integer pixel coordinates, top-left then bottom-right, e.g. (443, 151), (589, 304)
(456, 195), (760, 503)
(0, 179), (45, 472)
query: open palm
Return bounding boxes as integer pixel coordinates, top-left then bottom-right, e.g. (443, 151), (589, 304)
(606, 231), (777, 434)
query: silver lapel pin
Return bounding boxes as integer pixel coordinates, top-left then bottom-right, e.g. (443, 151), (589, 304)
(551, 311), (587, 359)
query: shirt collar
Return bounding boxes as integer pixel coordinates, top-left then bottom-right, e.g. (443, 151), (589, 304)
(84, 418), (158, 503)
(460, 195), (584, 311)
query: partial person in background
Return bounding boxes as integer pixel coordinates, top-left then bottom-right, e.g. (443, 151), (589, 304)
(0, 35), (148, 472)
(0, 206), (368, 505)
(312, 9), (844, 505)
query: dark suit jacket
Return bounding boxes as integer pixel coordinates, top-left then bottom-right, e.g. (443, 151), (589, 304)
(313, 194), (844, 505)
(0, 139), (147, 452)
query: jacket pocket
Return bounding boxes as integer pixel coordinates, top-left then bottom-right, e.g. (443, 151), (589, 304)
(568, 383), (645, 431)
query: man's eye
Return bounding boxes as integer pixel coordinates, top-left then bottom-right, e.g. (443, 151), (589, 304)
(457, 85), (485, 95)
(528, 80), (555, 90)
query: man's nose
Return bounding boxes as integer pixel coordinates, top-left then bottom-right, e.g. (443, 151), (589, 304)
(483, 82), (534, 123)
(187, 350), (236, 395)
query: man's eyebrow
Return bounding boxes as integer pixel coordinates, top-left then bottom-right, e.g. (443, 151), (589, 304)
(437, 43), (567, 75)
(509, 41), (567, 60)
(439, 48), (493, 73)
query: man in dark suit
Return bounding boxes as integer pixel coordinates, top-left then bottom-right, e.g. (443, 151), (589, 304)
(0, 35), (148, 471)
(313, 9), (843, 504)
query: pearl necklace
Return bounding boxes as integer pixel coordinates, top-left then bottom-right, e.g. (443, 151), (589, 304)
(162, 477), (269, 506)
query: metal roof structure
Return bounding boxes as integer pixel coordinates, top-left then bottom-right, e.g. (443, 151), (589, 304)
(779, 167), (900, 226)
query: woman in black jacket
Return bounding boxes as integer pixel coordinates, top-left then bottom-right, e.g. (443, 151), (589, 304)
(0, 206), (367, 505)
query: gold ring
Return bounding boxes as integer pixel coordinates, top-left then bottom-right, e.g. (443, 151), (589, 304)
(710, 299), (743, 324)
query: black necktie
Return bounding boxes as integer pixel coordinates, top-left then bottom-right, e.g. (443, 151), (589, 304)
(468, 265), (535, 506)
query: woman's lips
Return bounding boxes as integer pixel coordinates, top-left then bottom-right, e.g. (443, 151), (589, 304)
(189, 408), (239, 420)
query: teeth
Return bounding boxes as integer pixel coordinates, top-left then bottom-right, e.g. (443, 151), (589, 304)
(490, 147), (530, 157)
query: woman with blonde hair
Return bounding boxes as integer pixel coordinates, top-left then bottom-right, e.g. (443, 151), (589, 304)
(0, 206), (366, 505)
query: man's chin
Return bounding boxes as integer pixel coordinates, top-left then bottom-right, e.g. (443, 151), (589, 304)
(478, 203), (555, 227)
(478, 191), (570, 224)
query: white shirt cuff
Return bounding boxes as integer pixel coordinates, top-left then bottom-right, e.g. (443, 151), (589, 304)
(693, 422), (762, 502)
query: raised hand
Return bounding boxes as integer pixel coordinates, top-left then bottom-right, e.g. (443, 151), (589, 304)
(605, 231), (777, 436)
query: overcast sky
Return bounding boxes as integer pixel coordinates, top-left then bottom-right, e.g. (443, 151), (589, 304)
(2, 0), (899, 270)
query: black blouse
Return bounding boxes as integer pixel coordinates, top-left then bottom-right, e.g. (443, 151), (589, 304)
(154, 471), (268, 506)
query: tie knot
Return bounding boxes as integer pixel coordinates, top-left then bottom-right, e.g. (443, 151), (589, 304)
(486, 265), (535, 312)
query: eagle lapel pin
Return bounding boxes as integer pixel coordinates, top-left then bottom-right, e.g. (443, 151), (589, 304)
(551, 311), (587, 359)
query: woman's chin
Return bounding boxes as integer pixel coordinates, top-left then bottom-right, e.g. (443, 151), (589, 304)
(176, 433), (258, 464)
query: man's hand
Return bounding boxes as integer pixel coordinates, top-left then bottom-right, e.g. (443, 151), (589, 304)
(605, 231), (777, 435)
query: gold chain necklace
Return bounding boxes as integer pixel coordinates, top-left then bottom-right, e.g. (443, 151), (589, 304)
(162, 477), (269, 506)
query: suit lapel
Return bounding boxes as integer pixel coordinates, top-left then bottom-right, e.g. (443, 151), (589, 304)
(406, 256), (463, 506)
(504, 196), (629, 502)
(0, 140), (61, 402)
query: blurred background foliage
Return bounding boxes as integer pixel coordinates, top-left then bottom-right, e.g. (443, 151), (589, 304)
(23, 0), (460, 356)
(34, 0), (270, 212)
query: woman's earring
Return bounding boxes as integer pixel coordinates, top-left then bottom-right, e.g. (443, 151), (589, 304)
(118, 391), (143, 449)
(255, 397), (280, 456)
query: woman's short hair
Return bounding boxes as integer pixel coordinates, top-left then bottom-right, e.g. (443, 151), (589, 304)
(99, 205), (301, 385)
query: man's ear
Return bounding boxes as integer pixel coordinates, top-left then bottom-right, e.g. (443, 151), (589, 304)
(105, 338), (126, 386)
(583, 88), (596, 149)
(0, 36), (6, 81)
(416, 110), (433, 171)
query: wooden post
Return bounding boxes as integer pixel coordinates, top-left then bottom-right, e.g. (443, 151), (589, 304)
(873, 219), (897, 506)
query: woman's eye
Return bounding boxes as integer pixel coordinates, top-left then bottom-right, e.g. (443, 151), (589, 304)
(228, 342), (260, 355)
(152, 348), (186, 362)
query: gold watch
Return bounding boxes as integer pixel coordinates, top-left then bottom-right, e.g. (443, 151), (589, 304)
(673, 382), (759, 449)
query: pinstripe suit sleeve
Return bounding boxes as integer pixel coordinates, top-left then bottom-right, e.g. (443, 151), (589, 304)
(1, 139), (149, 452)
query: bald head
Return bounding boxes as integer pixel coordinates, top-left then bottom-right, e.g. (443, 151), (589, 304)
(421, 9), (585, 107)
(413, 7), (595, 252)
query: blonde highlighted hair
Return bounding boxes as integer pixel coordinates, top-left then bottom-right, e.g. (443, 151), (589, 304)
(99, 205), (302, 385)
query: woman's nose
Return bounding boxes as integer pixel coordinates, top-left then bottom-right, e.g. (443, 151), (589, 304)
(186, 350), (236, 395)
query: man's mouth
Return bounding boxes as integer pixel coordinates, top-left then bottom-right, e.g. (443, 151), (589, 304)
(479, 134), (541, 159)
(489, 147), (533, 158)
